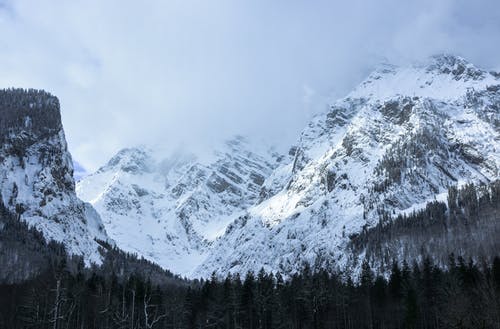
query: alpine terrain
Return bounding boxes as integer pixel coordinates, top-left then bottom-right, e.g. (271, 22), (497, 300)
(76, 137), (280, 275)
(77, 54), (499, 278)
(0, 89), (112, 265)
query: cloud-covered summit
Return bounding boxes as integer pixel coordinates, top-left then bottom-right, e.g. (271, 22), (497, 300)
(1, 0), (499, 170)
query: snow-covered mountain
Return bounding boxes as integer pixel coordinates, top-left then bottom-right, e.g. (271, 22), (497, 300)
(76, 137), (280, 275)
(193, 54), (499, 277)
(0, 89), (111, 265)
(79, 55), (499, 278)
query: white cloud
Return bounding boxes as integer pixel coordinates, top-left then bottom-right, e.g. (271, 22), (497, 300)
(1, 0), (499, 171)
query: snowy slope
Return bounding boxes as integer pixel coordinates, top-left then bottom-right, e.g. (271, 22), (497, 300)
(0, 89), (111, 265)
(194, 54), (500, 277)
(77, 137), (280, 276)
(78, 54), (499, 278)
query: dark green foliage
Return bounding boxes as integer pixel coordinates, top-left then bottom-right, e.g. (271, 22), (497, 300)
(351, 180), (500, 273)
(1, 182), (499, 327)
(1, 230), (499, 329)
(0, 88), (61, 149)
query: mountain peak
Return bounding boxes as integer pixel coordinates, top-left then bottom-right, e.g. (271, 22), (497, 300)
(103, 147), (154, 174)
(77, 135), (279, 276)
(349, 54), (498, 102)
(194, 55), (499, 277)
(427, 53), (469, 66)
(423, 54), (485, 80)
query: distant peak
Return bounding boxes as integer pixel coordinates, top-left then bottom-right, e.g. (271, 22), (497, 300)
(224, 135), (248, 148)
(104, 147), (153, 174)
(420, 54), (485, 80)
(219, 135), (279, 162)
(428, 53), (469, 66)
(348, 54), (496, 102)
(369, 54), (480, 78)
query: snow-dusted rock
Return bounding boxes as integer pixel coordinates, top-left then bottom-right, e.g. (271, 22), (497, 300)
(194, 54), (499, 277)
(0, 89), (111, 265)
(79, 55), (499, 278)
(77, 137), (280, 276)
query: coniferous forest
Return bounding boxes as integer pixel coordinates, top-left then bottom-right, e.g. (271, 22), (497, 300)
(1, 181), (499, 329)
(2, 251), (500, 329)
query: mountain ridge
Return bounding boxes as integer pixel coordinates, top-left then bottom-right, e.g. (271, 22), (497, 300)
(77, 136), (280, 275)
(76, 54), (499, 277)
(194, 54), (499, 277)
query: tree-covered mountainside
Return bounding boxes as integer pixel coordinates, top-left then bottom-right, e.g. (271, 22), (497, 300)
(0, 88), (61, 145)
(0, 196), (190, 328)
(349, 180), (500, 274)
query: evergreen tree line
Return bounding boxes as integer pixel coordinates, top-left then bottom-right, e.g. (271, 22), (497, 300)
(0, 88), (62, 160)
(0, 88), (61, 140)
(350, 180), (500, 273)
(2, 252), (500, 329)
(0, 181), (499, 328)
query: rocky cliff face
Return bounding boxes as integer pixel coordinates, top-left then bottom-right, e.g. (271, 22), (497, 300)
(0, 89), (110, 265)
(194, 55), (499, 277)
(78, 55), (499, 277)
(76, 137), (280, 275)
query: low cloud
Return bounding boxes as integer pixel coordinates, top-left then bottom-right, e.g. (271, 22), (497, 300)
(1, 0), (499, 170)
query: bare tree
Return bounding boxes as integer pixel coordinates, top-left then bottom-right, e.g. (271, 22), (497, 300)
(143, 291), (167, 329)
(130, 288), (136, 329)
(50, 279), (64, 329)
(113, 285), (129, 329)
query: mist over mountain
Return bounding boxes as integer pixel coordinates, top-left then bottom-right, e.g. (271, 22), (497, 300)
(0, 51), (499, 328)
(2, 0), (500, 172)
(76, 138), (280, 275)
(75, 55), (500, 278)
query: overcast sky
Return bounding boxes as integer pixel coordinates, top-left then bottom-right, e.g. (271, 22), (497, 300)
(1, 0), (499, 171)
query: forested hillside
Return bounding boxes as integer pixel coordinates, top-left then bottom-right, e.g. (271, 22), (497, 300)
(1, 248), (499, 328)
(1, 182), (500, 328)
(349, 180), (500, 273)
